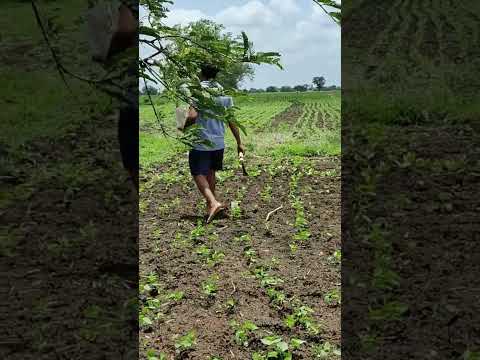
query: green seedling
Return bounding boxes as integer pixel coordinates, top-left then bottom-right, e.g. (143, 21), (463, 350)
(260, 274), (284, 288)
(248, 167), (262, 177)
(140, 272), (161, 296)
(244, 247), (257, 264)
(196, 245), (225, 267)
(327, 250), (341, 265)
(269, 256), (280, 269)
(254, 335), (306, 360)
(225, 298), (237, 313)
(235, 234), (252, 245)
(261, 184), (273, 200)
(208, 250), (225, 267)
(230, 320), (258, 347)
(289, 242), (298, 254)
(359, 331), (380, 353)
(190, 221), (206, 241)
(202, 275), (219, 297)
(174, 329), (196, 353)
(139, 313), (153, 328)
(285, 305), (321, 335)
(231, 201), (242, 219)
(146, 349), (167, 360)
(196, 244), (211, 258)
(313, 341), (341, 359)
(294, 229), (311, 242)
(266, 288), (287, 307)
(372, 267), (400, 290)
(208, 233), (219, 243)
(323, 289), (341, 306)
(368, 301), (409, 321)
(166, 291), (184, 302)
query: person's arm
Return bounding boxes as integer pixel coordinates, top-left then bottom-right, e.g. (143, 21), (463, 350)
(228, 121), (245, 154)
(107, 4), (137, 58)
(183, 107), (198, 130)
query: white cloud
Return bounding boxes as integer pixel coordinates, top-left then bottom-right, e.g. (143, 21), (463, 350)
(164, 9), (211, 27)
(215, 1), (276, 28)
(156, 0), (341, 88)
(268, 0), (301, 15)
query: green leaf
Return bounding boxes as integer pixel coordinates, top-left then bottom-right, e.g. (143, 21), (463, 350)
(290, 338), (306, 349)
(276, 341), (289, 352)
(284, 314), (296, 329)
(261, 336), (281, 346)
(139, 26), (160, 38)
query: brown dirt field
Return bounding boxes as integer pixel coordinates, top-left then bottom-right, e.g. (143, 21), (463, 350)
(139, 155), (341, 359)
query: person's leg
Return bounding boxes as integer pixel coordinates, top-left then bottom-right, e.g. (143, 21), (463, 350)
(207, 170), (216, 195)
(118, 106), (139, 191)
(193, 175), (219, 209)
(189, 150), (224, 221)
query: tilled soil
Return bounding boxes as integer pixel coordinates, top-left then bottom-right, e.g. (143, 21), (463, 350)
(1, 114), (138, 359)
(271, 104), (304, 128)
(342, 125), (480, 359)
(139, 155), (341, 359)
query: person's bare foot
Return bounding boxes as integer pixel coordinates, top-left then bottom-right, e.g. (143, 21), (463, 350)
(206, 201), (225, 223)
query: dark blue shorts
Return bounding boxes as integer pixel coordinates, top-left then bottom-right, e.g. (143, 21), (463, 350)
(189, 149), (224, 176)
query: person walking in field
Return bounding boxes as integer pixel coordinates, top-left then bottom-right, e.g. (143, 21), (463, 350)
(184, 64), (245, 223)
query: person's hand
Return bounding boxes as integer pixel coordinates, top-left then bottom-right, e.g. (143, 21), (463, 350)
(237, 144), (246, 155)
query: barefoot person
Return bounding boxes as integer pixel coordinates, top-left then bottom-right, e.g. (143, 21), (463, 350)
(185, 64), (245, 223)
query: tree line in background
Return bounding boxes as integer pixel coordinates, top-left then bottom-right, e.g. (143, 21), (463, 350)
(140, 76), (339, 95)
(249, 77), (340, 93)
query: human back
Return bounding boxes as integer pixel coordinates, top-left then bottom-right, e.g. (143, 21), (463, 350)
(194, 81), (234, 151)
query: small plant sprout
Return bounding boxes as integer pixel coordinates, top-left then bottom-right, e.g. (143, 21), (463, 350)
(285, 305), (321, 335)
(328, 249), (341, 265)
(190, 220), (206, 241)
(174, 329), (197, 353)
(266, 288), (286, 307)
(261, 184), (273, 200)
(323, 288), (341, 306)
(289, 242), (298, 254)
(254, 335), (305, 359)
(235, 233), (252, 245)
(146, 349), (167, 360)
(225, 298), (236, 313)
(230, 320), (258, 347)
(313, 341), (341, 359)
(244, 247), (257, 264)
(231, 201), (242, 219)
(196, 245), (225, 267)
(202, 275), (219, 297)
(166, 290), (184, 302)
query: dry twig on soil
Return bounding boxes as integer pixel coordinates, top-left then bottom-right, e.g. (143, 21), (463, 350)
(265, 205), (284, 222)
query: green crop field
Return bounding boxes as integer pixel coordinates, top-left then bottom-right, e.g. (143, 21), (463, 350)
(139, 90), (341, 359)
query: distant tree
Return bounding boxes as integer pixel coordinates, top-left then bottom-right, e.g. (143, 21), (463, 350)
(280, 86), (293, 92)
(217, 62), (255, 89)
(266, 86), (279, 92)
(181, 20), (255, 89)
(141, 85), (159, 95)
(293, 84), (309, 92)
(313, 76), (326, 90)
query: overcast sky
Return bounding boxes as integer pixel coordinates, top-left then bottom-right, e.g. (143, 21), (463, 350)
(140, 0), (340, 89)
